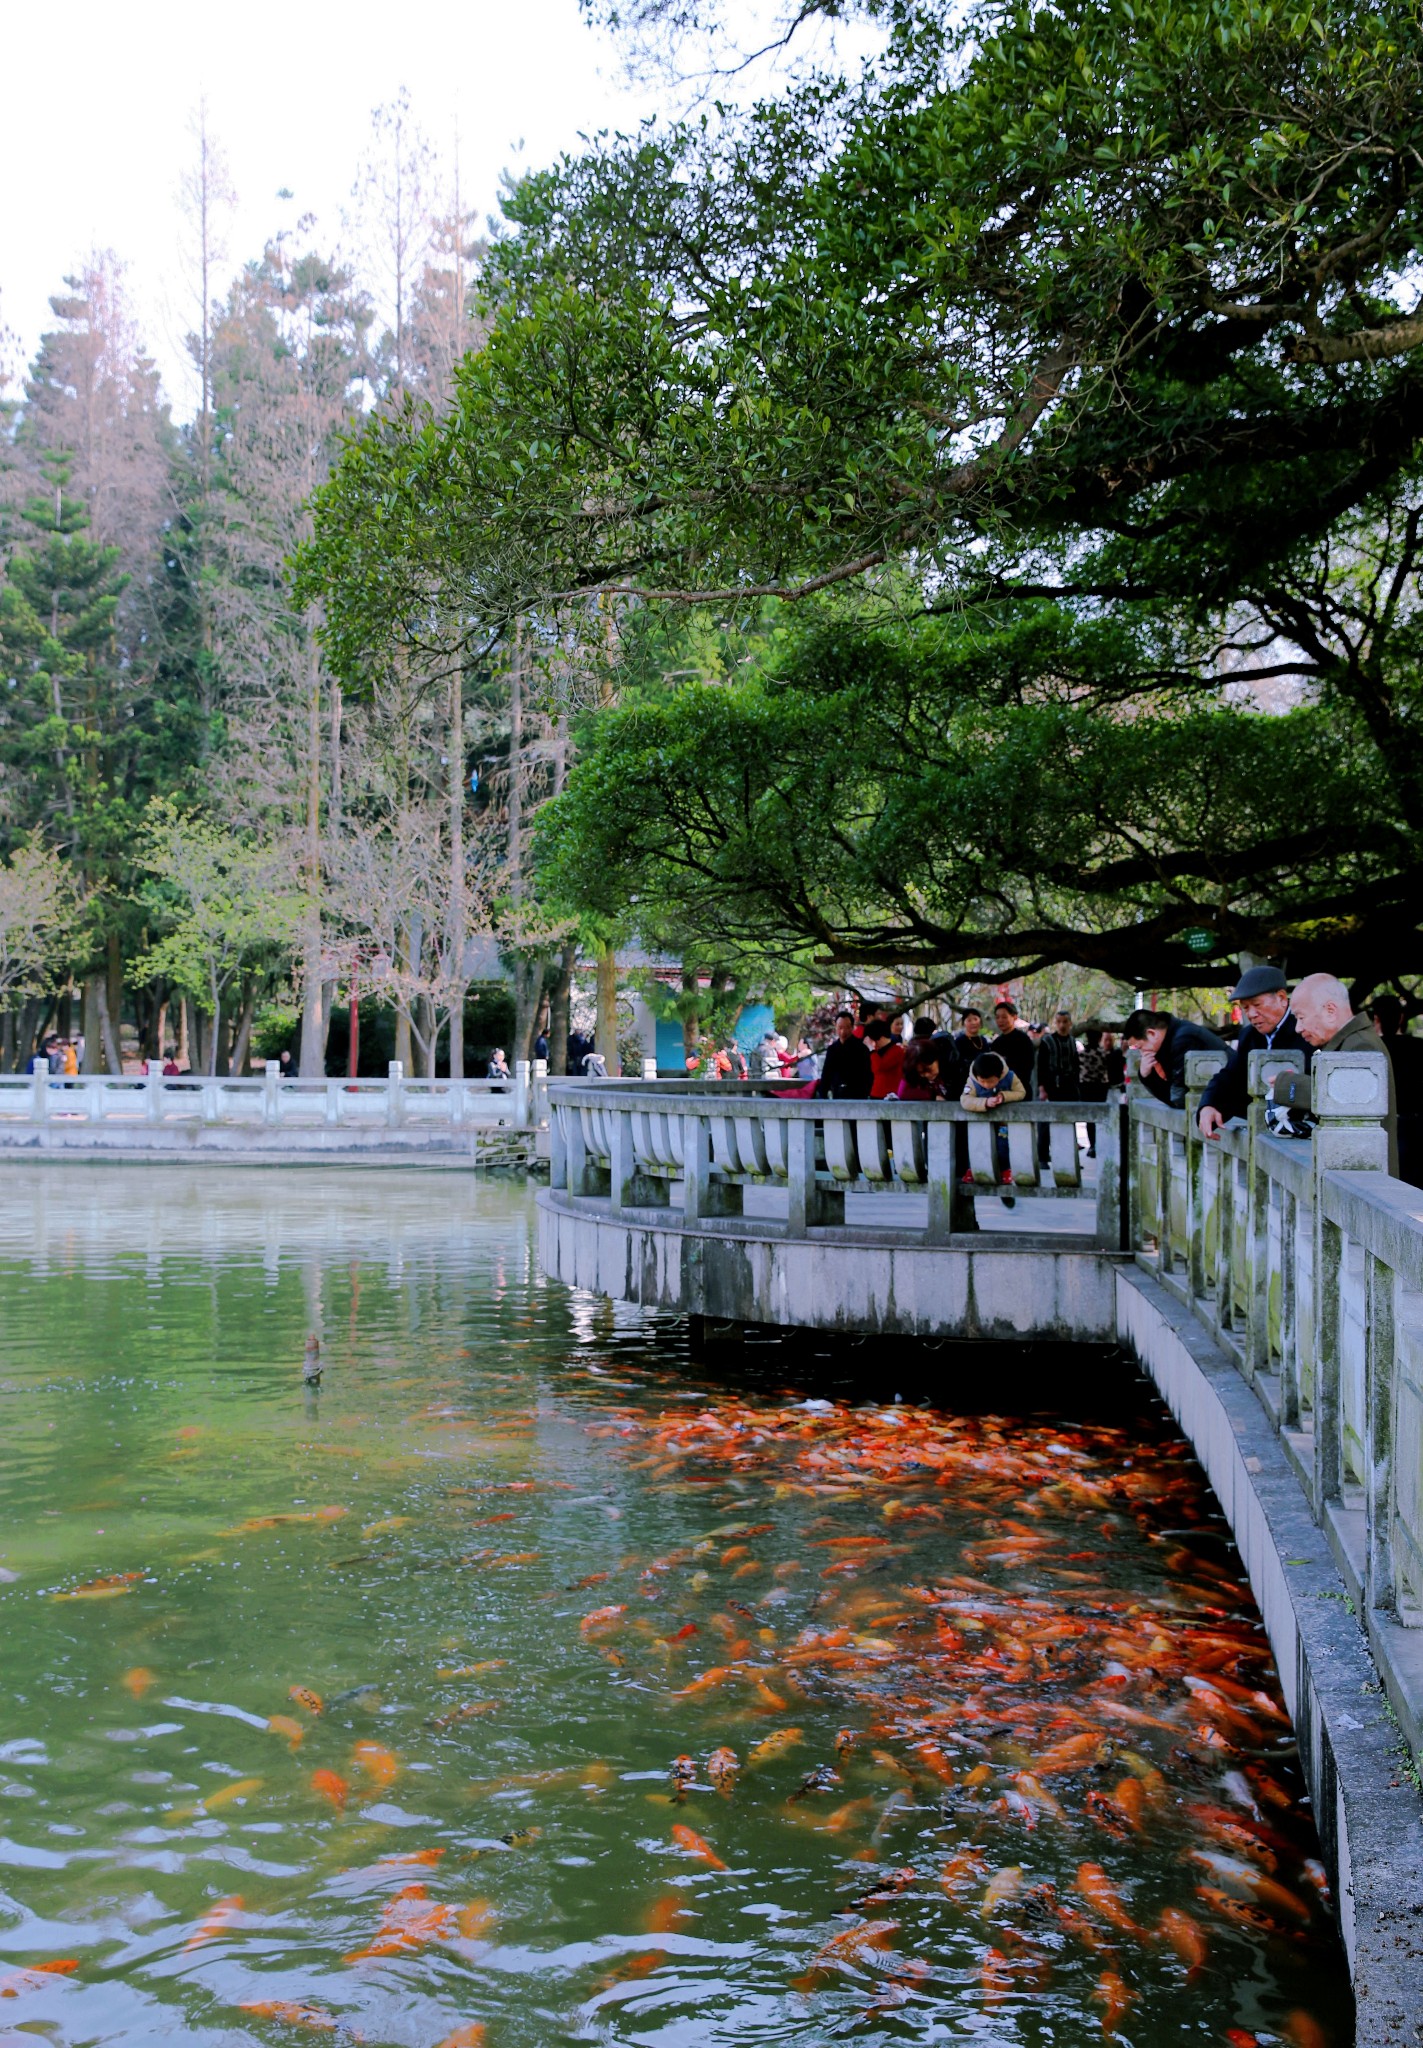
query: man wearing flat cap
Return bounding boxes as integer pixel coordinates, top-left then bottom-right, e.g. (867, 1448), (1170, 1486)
(1198, 965), (1310, 1140)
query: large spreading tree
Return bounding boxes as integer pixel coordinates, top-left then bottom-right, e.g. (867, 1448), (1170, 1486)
(302, 0), (1423, 988)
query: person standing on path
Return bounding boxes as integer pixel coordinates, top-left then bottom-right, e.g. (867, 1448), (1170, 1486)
(1035, 1008), (1081, 1163)
(816, 1010), (874, 1100)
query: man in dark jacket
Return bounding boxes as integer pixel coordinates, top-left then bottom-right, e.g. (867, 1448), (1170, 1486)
(1369, 995), (1423, 1188)
(1035, 1009), (1081, 1162)
(989, 1000), (1037, 1091)
(815, 1010), (874, 1100)
(1199, 965), (1311, 1138)
(1121, 1008), (1228, 1109)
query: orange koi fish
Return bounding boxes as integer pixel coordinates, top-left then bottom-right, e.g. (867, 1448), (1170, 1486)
(1034, 1731), (1110, 1776)
(748, 1727), (803, 1765)
(1094, 1967), (1136, 2036)
(940, 1849), (987, 1900)
(433, 2028), (487, 2048)
(457, 1899), (497, 1940)
(1282, 2012), (1331, 2048)
(183, 1894), (243, 1950)
(1194, 1886), (1290, 1937)
(793, 1918), (899, 1991)
(267, 1714), (306, 1748)
(237, 2003), (338, 2032)
(980, 1866), (1023, 1918)
(120, 1666), (156, 1698)
(289, 1685), (324, 1715)
(1075, 1864), (1147, 1937)
(429, 1701), (498, 1731)
(0, 1958), (80, 1995)
(352, 1741), (399, 1792)
(379, 1847), (446, 1867)
(707, 1746), (739, 1792)
(645, 1893), (690, 1934)
(437, 1661), (506, 1680)
(664, 1623), (699, 1643)
(1158, 1905), (1208, 1972)
(344, 1882), (452, 1960)
(673, 1665), (734, 1699)
(579, 1605), (626, 1636)
(202, 1777), (263, 1813)
(311, 1768), (349, 1811)
(54, 1571), (145, 1601)
(671, 1823), (728, 1870)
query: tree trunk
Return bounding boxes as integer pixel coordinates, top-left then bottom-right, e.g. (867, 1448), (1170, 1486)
(82, 978), (103, 1073)
(16, 998), (42, 1073)
(230, 978), (255, 1077)
(155, 996), (169, 1062)
(547, 940), (577, 1075)
(106, 933), (124, 1068)
(298, 637), (326, 1078)
(394, 996), (413, 1074)
(596, 943), (619, 1075)
(178, 995), (193, 1071)
(420, 995), (438, 1078)
(447, 664), (466, 1078)
(95, 975), (122, 1074)
(1, 1011), (14, 1074)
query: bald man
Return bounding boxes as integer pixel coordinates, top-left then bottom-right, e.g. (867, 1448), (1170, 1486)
(1292, 973), (1398, 1175)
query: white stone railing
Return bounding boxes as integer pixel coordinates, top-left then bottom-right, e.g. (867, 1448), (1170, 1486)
(0, 1058), (552, 1131)
(547, 1077), (1123, 1245)
(1128, 1046), (1423, 1629)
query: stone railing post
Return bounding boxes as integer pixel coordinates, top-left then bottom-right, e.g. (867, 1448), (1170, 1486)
(532, 1058), (549, 1128)
(685, 1110), (743, 1221)
(387, 1060), (404, 1128)
(30, 1057), (48, 1124)
(514, 1059), (530, 1128)
(1242, 1048), (1304, 1379)
(1184, 1051), (1226, 1299)
(264, 1060), (281, 1127)
(1310, 1048), (1390, 1513)
(1093, 1098), (1125, 1252)
(642, 1056), (658, 1081)
(549, 1101), (569, 1188)
(146, 1057), (166, 1125)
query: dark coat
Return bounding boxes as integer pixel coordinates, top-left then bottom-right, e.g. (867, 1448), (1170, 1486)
(815, 1035), (874, 1100)
(1151, 1016), (1229, 1109)
(1036, 1029), (1081, 1097)
(1199, 1010), (1310, 1126)
(989, 1027), (1036, 1091)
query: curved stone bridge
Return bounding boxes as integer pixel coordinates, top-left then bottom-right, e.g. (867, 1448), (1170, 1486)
(538, 1057), (1423, 2039)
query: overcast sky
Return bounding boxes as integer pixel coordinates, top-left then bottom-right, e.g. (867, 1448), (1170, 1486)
(0, 0), (664, 416)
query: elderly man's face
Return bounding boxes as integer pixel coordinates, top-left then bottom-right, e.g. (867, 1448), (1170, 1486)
(1240, 990), (1290, 1033)
(1293, 986), (1348, 1047)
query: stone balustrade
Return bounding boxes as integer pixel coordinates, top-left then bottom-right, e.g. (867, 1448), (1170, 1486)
(548, 1078), (1123, 1246)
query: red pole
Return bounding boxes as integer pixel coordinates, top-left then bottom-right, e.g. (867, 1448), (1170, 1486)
(347, 980), (360, 1079)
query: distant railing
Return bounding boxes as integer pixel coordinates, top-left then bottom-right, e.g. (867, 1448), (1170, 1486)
(1129, 1045), (1423, 1626)
(547, 1077), (1123, 1247)
(0, 1058), (552, 1132)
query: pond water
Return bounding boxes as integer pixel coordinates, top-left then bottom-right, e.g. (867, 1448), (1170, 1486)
(0, 1166), (1352, 2047)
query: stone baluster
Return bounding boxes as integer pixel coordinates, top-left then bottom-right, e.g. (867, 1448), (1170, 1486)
(387, 1060), (404, 1128)
(549, 1102), (569, 1188)
(30, 1056), (48, 1125)
(1310, 1048), (1391, 1525)
(1183, 1051), (1227, 1300)
(514, 1059), (530, 1128)
(786, 1114), (839, 1233)
(684, 1111), (743, 1221)
(264, 1060), (281, 1127)
(1243, 1047), (1304, 1380)
(1093, 1100), (1125, 1252)
(532, 1058), (549, 1128)
(642, 1056), (658, 1081)
(146, 1057), (165, 1125)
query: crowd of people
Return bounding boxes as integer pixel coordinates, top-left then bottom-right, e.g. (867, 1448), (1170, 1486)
(668, 967), (1421, 1189)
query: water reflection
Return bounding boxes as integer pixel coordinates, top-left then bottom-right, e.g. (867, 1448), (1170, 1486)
(0, 1165), (1350, 2045)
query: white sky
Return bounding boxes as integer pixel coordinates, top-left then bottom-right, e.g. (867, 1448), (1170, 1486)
(0, 0), (665, 417)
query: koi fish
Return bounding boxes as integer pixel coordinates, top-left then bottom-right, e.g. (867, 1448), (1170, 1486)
(1185, 1852), (1310, 1921)
(673, 1665), (734, 1698)
(1158, 1905), (1208, 1972)
(202, 1777), (263, 1813)
(54, 1571), (145, 1601)
(183, 1894), (243, 1950)
(429, 1701), (498, 1731)
(579, 1605), (626, 1636)
(794, 1919), (899, 1991)
(1094, 1967), (1136, 2036)
(1194, 1886), (1291, 1937)
(1282, 2013), (1331, 2048)
(671, 1823), (728, 1870)
(360, 1516), (411, 1539)
(457, 1899), (497, 1939)
(1034, 1730), (1111, 1775)
(231, 1507), (348, 1532)
(0, 1959), (80, 1995)
(289, 1685), (325, 1715)
(344, 1882), (452, 1960)
(707, 1746), (739, 1792)
(312, 1768), (349, 1811)
(671, 1754), (698, 1797)
(267, 1714), (306, 1748)
(352, 1741), (399, 1792)
(748, 1727), (803, 1765)
(237, 2003), (338, 2032)
(940, 1849), (988, 1899)
(437, 1662), (506, 1680)
(379, 1847), (445, 1866)
(664, 1623), (699, 1643)
(1075, 1864), (1146, 1936)
(433, 2028), (486, 2048)
(645, 1893), (690, 1934)
(120, 1666), (156, 1698)
(980, 1866), (1023, 1918)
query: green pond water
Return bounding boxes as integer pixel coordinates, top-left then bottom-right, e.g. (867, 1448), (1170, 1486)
(0, 1165), (1352, 2047)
